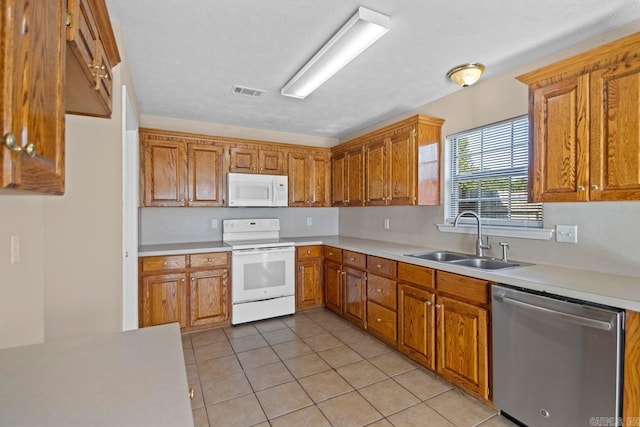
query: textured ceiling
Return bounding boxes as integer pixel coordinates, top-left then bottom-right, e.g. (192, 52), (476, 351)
(106, 0), (640, 139)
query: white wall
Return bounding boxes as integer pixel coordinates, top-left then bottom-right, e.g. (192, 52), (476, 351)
(140, 207), (338, 245)
(339, 22), (640, 278)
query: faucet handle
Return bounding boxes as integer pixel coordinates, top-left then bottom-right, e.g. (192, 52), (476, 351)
(499, 242), (509, 262)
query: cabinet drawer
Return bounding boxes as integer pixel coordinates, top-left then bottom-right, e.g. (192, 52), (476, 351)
(436, 271), (491, 305)
(324, 246), (342, 263)
(343, 250), (366, 269)
(367, 255), (397, 278)
(367, 301), (397, 343)
(398, 262), (435, 289)
(190, 252), (229, 268)
(367, 274), (397, 309)
(297, 245), (322, 259)
(141, 255), (186, 272)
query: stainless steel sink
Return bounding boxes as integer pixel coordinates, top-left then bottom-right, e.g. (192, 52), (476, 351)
(405, 251), (530, 270)
(405, 251), (470, 262)
(449, 257), (521, 270)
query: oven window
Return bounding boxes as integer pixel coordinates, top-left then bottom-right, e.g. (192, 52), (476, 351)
(243, 260), (285, 290)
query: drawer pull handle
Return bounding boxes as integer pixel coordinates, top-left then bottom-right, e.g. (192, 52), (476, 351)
(376, 288), (382, 293)
(376, 317), (382, 322)
(189, 388), (194, 399)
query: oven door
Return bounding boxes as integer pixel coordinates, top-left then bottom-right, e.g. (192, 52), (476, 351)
(231, 246), (295, 303)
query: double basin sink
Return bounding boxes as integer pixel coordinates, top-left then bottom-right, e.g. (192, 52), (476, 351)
(405, 251), (528, 270)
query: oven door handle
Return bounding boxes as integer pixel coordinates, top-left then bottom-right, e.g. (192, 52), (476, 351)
(232, 247), (295, 256)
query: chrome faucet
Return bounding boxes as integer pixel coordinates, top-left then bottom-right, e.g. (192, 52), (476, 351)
(453, 210), (491, 257)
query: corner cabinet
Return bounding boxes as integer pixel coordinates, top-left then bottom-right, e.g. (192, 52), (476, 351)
(518, 32), (640, 202)
(1, 0), (66, 194)
(65, 0), (121, 117)
(139, 252), (230, 331)
(140, 128), (225, 207)
(331, 114), (444, 207)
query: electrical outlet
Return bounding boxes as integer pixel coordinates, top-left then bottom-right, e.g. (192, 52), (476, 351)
(306, 217), (313, 226)
(383, 218), (390, 230)
(556, 224), (578, 243)
(10, 235), (19, 264)
(211, 219), (218, 229)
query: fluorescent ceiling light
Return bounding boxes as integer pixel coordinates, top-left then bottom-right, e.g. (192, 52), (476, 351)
(281, 7), (390, 99)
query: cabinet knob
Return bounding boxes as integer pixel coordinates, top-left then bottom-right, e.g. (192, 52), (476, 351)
(181, 278), (185, 282)
(426, 301), (432, 306)
(299, 266), (304, 271)
(189, 199), (193, 202)
(591, 184), (599, 191)
(207, 258), (212, 262)
(577, 186), (585, 191)
(341, 271), (346, 276)
(188, 388), (194, 399)
(2, 133), (36, 157)
(376, 264), (382, 268)
(163, 262), (167, 266)
(435, 304), (441, 309)
(376, 317), (382, 322)
(191, 277), (195, 281)
(376, 288), (382, 293)
(329, 252), (334, 256)
(307, 250), (311, 255)
(349, 257), (355, 261)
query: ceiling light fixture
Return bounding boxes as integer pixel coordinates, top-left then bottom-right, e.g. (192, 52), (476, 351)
(281, 7), (390, 99)
(447, 63), (485, 87)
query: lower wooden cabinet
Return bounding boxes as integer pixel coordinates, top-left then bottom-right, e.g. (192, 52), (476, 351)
(296, 246), (324, 310)
(190, 269), (229, 327)
(398, 283), (436, 370)
(343, 266), (366, 328)
(140, 272), (188, 328)
(366, 300), (396, 344)
(324, 260), (343, 315)
(139, 252), (230, 330)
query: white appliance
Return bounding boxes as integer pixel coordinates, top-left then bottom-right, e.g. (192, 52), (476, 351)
(223, 219), (295, 325)
(227, 173), (288, 207)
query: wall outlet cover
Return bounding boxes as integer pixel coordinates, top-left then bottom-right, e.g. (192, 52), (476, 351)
(306, 217), (312, 226)
(211, 219), (218, 229)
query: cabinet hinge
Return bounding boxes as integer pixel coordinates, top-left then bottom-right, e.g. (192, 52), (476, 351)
(66, 12), (72, 27)
(413, 129), (417, 138)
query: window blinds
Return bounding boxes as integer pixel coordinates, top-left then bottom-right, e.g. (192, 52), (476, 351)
(446, 116), (543, 228)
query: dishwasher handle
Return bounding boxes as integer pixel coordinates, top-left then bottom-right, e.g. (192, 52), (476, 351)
(495, 293), (613, 331)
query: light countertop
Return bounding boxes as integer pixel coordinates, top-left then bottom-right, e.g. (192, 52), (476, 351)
(0, 323), (193, 427)
(138, 235), (640, 311)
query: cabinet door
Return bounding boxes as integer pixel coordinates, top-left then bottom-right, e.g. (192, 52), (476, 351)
(140, 273), (188, 328)
(331, 151), (346, 206)
(142, 139), (186, 206)
(389, 128), (416, 205)
(398, 284), (435, 370)
(310, 153), (330, 207)
(91, 38), (113, 112)
(190, 269), (229, 327)
(343, 267), (366, 328)
(530, 75), (590, 202)
(324, 261), (342, 315)
(288, 151), (308, 206)
(590, 59), (640, 201)
(66, 0), (98, 86)
(346, 146), (365, 206)
(259, 149), (286, 175)
(296, 258), (323, 309)
(187, 143), (224, 206)
(366, 138), (388, 206)
(229, 146), (258, 173)
(436, 295), (489, 399)
(1, 0), (65, 194)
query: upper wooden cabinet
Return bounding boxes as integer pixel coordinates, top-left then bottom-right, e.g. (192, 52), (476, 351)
(228, 145), (286, 175)
(1, 0), (66, 194)
(288, 150), (331, 207)
(518, 32), (640, 202)
(140, 128), (225, 207)
(65, 0), (121, 118)
(331, 115), (444, 207)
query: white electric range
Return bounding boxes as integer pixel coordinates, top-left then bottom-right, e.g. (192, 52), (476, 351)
(223, 219), (295, 325)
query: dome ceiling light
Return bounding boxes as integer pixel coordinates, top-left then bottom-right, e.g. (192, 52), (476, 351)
(447, 63), (486, 87)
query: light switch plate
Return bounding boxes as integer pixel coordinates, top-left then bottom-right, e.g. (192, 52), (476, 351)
(10, 235), (19, 264)
(383, 218), (390, 230)
(556, 224), (578, 243)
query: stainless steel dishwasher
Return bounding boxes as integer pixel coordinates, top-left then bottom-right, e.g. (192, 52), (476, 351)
(492, 284), (624, 427)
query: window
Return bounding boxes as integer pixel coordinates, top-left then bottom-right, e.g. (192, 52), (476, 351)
(446, 115), (543, 228)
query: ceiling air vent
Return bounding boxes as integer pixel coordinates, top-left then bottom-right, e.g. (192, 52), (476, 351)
(231, 85), (266, 98)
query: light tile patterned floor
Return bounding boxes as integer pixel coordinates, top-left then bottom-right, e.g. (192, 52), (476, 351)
(182, 308), (518, 427)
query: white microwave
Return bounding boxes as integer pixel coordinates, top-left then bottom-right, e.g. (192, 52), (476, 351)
(227, 173), (288, 207)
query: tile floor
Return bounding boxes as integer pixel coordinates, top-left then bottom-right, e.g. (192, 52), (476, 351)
(182, 308), (518, 427)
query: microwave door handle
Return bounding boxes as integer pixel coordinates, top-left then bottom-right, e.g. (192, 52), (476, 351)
(271, 180), (276, 202)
